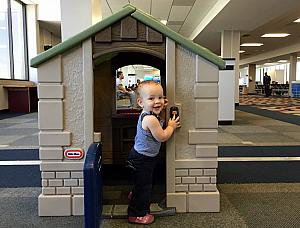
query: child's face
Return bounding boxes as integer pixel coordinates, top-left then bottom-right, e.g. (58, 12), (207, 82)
(137, 83), (165, 115)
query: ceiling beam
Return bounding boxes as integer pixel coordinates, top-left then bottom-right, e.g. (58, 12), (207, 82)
(189, 0), (230, 40)
(240, 42), (300, 66)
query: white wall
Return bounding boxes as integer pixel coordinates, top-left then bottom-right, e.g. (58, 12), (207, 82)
(37, 0), (61, 21)
(26, 4), (39, 83)
(60, 0), (102, 41)
(274, 70), (284, 83)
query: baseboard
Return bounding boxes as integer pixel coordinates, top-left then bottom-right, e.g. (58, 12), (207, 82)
(0, 109), (9, 113)
(218, 120), (232, 125)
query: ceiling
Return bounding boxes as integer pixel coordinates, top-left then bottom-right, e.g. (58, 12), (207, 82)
(39, 0), (300, 67)
(192, 0), (300, 66)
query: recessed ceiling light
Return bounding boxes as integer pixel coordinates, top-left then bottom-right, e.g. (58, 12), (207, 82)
(160, 20), (167, 25)
(264, 63), (274, 65)
(261, 33), (290, 38)
(239, 50), (245, 53)
(240, 43), (263, 47)
(293, 18), (300, 22)
(278, 60), (288, 63)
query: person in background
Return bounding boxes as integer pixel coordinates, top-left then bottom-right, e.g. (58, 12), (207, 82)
(263, 72), (271, 97)
(116, 71), (136, 107)
(127, 80), (181, 224)
(131, 79), (141, 91)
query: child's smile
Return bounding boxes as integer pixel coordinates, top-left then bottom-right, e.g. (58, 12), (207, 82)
(138, 84), (165, 115)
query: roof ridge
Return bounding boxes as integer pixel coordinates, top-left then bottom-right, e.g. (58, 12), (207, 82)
(30, 4), (225, 69)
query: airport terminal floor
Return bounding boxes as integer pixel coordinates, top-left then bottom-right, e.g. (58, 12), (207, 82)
(1, 94), (300, 227)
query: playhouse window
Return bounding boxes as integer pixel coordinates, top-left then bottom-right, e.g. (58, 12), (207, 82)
(116, 65), (161, 111)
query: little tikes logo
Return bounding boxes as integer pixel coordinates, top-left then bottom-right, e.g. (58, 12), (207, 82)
(64, 148), (84, 159)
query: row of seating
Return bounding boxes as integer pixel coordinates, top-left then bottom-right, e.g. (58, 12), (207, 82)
(255, 84), (289, 96)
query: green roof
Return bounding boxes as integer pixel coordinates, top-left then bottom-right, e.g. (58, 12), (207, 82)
(31, 4), (225, 69)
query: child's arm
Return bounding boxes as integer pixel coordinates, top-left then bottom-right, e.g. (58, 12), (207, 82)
(142, 115), (180, 142)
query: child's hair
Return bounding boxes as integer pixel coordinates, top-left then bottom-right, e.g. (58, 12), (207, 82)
(116, 71), (123, 78)
(136, 80), (161, 98)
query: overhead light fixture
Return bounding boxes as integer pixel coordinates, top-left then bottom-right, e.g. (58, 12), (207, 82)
(239, 50), (245, 53)
(264, 63), (274, 65)
(261, 33), (290, 38)
(293, 18), (300, 22)
(278, 60), (288, 63)
(240, 43), (263, 47)
(160, 20), (167, 25)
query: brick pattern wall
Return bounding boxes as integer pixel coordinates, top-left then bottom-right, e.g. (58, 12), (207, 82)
(41, 171), (84, 195)
(175, 168), (217, 192)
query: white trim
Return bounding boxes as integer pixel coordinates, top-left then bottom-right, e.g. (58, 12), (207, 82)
(166, 38), (176, 194)
(82, 39), (94, 151)
(218, 157), (300, 162)
(0, 145), (9, 148)
(0, 160), (41, 165)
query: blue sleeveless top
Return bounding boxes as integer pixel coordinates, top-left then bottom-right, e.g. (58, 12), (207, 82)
(134, 112), (164, 157)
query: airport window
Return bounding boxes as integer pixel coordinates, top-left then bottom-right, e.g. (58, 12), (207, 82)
(0, 0), (28, 80)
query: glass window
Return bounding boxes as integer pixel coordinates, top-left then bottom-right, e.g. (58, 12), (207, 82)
(0, 0), (11, 79)
(11, 0), (26, 80)
(0, 0), (28, 80)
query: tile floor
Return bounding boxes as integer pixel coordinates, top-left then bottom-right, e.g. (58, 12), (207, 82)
(1, 109), (300, 149)
(218, 110), (300, 146)
(0, 112), (38, 149)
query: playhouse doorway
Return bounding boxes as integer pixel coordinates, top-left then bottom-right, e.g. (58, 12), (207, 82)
(93, 52), (166, 204)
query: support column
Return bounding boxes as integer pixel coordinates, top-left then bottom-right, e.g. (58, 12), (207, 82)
(248, 64), (256, 94)
(221, 30), (240, 104)
(289, 53), (297, 96)
(60, 0), (102, 41)
(26, 4), (39, 83)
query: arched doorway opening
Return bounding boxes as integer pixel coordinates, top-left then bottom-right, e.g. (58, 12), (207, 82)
(93, 51), (166, 204)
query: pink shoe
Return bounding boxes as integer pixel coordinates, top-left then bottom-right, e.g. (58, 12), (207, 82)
(128, 191), (132, 201)
(128, 214), (154, 224)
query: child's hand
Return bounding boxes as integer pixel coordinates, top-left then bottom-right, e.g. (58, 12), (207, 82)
(168, 114), (181, 129)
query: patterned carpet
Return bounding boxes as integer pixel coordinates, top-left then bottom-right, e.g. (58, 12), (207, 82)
(239, 95), (300, 106)
(239, 95), (300, 117)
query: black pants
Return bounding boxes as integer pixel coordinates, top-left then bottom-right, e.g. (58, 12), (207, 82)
(127, 148), (158, 217)
(265, 85), (271, 97)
